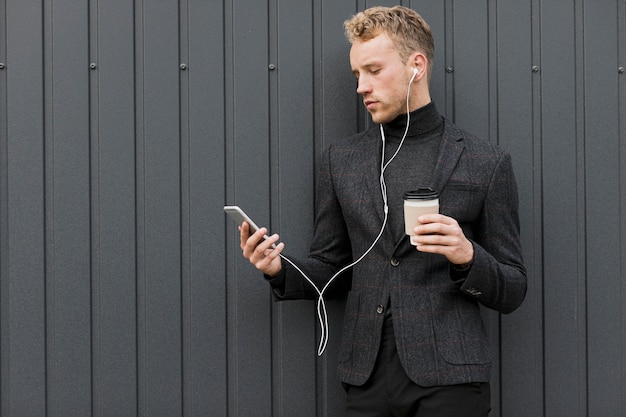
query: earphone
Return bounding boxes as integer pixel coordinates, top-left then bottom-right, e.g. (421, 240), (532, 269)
(279, 65), (417, 356)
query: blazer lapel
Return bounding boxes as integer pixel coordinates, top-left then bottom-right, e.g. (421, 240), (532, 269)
(359, 129), (387, 225)
(431, 120), (466, 193)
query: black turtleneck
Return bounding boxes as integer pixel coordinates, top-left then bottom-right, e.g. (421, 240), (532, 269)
(381, 101), (444, 242)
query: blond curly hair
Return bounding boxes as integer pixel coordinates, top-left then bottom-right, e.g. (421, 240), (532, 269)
(344, 6), (434, 77)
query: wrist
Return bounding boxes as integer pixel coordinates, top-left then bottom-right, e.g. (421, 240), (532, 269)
(452, 259), (473, 271)
(453, 241), (474, 271)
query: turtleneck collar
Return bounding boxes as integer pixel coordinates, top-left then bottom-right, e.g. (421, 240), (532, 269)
(382, 101), (443, 139)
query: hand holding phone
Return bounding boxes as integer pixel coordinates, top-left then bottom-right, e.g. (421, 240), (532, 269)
(224, 205), (276, 248)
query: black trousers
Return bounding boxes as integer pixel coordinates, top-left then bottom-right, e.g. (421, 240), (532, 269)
(344, 319), (491, 417)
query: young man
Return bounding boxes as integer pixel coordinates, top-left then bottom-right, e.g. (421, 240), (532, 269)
(240, 6), (526, 417)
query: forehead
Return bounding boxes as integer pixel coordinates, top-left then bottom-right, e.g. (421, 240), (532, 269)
(349, 33), (403, 68)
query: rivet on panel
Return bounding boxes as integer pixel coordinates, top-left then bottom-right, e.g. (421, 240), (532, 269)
(445, 66), (454, 73)
(619, 67), (625, 74)
(268, 64), (276, 71)
(0, 63), (5, 70)
(531, 65), (539, 73)
(89, 63), (97, 70)
(180, 63), (187, 70)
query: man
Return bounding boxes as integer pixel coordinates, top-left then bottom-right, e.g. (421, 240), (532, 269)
(239, 6), (526, 417)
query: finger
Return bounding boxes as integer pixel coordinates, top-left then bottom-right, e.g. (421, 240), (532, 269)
(415, 215), (462, 236)
(416, 213), (447, 224)
(253, 233), (280, 256)
(253, 240), (284, 268)
(242, 227), (269, 258)
(250, 236), (284, 273)
(412, 233), (451, 247)
(239, 221), (251, 250)
(414, 222), (448, 236)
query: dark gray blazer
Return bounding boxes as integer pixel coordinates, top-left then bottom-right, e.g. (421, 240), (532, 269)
(269, 118), (527, 387)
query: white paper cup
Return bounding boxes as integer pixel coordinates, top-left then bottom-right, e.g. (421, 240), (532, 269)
(403, 188), (439, 240)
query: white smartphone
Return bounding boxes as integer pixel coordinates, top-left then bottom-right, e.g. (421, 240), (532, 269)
(223, 205), (276, 248)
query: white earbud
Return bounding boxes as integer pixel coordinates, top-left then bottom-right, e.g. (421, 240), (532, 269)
(413, 67), (419, 75)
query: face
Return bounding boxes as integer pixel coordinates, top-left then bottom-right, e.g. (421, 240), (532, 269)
(350, 33), (413, 124)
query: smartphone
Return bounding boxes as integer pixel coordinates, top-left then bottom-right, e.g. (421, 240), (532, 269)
(224, 205), (276, 248)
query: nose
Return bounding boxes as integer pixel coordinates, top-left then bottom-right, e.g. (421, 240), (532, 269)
(356, 76), (371, 95)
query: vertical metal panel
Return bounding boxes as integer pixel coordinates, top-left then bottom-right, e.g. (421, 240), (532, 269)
(136, 0), (183, 415)
(44, 0), (92, 414)
(270, 0), (317, 415)
(1, 1), (47, 415)
(185, 0), (228, 414)
(452, 1), (490, 139)
(178, 2), (193, 416)
(317, 0), (358, 145)
(620, 1), (626, 414)
(0, 0), (6, 409)
(541, 0), (586, 415)
(584, 1), (623, 415)
(91, 0), (138, 415)
(225, 0), (273, 414)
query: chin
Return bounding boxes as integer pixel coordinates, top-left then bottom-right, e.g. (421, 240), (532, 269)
(371, 115), (393, 124)
(368, 112), (387, 124)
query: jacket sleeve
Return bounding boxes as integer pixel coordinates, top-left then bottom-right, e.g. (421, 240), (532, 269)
(452, 151), (527, 314)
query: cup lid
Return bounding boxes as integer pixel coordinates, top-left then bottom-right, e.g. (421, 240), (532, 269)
(403, 187), (439, 200)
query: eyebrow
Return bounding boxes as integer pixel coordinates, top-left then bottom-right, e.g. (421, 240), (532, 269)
(352, 61), (384, 74)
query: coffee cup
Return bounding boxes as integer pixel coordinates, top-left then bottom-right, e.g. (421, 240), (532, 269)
(403, 188), (439, 240)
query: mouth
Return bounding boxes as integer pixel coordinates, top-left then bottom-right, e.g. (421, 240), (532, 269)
(364, 100), (378, 110)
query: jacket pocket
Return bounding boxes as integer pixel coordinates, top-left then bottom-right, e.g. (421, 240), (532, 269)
(439, 182), (483, 225)
(431, 299), (491, 365)
(338, 291), (360, 364)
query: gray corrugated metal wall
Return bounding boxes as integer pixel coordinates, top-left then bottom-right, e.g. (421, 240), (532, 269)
(0, 0), (624, 416)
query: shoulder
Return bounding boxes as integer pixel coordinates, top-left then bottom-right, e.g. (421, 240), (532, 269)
(443, 119), (509, 159)
(321, 126), (380, 165)
(330, 125), (379, 148)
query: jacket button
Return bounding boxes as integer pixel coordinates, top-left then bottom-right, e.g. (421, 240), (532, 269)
(466, 287), (483, 297)
(376, 305), (384, 314)
(390, 258), (400, 267)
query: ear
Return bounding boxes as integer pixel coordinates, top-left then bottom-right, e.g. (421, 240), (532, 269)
(408, 52), (428, 79)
